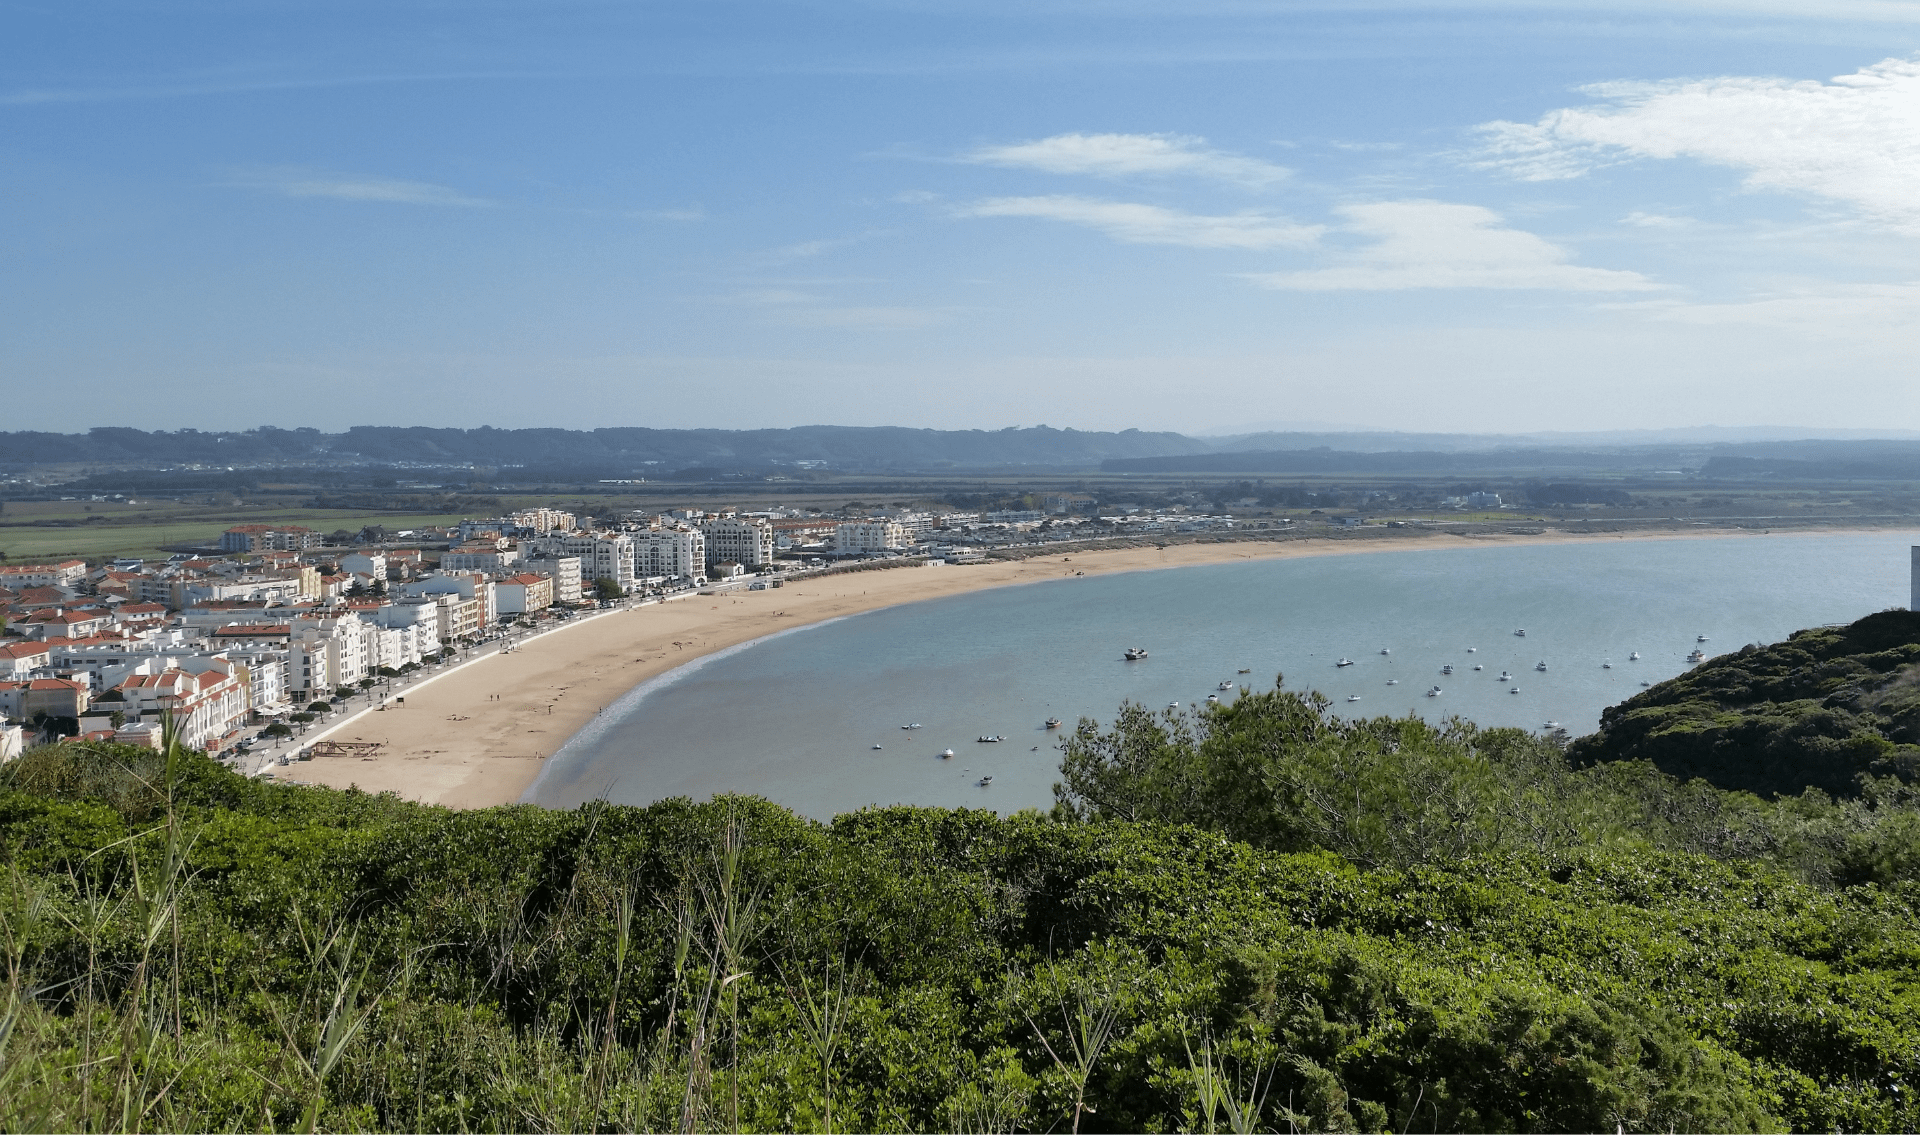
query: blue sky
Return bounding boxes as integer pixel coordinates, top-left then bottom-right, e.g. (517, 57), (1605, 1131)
(4, 0), (1919, 435)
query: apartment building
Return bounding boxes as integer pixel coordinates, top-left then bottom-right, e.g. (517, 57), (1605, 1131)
(495, 572), (554, 615)
(441, 541), (522, 573)
(399, 572), (497, 626)
(522, 555), (582, 604)
(633, 527), (705, 582)
(527, 532), (637, 592)
(112, 660), (248, 751)
(219, 525), (322, 552)
(834, 520), (907, 555)
(0, 678), (90, 721)
(0, 560), (87, 589)
(289, 614), (371, 693)
(698, 516), (774, 569)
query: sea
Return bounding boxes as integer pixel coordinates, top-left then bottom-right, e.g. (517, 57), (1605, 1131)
(524, 531), (1920, 819)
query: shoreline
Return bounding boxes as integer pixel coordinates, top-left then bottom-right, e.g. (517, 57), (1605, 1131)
(289, 524), (1918, 809)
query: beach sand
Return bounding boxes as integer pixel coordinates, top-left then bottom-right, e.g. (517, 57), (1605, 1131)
(287, 526), (1867, 808)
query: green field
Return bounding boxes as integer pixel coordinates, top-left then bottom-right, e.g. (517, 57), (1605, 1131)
(0, 508), (476, 562)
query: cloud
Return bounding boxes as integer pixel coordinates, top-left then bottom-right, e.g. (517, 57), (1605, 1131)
(1620, 211), (1694, 228)
(1247, 201), (1661, 291)
(965, 133), (1290, 186)
(227, 167), (492, 206)
(1612, 282), (1920, 328)
(1473, 55), (1920, 232)
(962, 195), (1322, 249)
(725, 288), (947, 329)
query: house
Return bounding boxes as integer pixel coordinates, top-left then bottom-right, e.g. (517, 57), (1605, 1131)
(495, 572), (554, 615)
(19, 609), (115, 641)
(0, 677), (91, 722)
(0, 642), (52, 678)
(0, 560), (87, 589)
(111, 661), (248, 751)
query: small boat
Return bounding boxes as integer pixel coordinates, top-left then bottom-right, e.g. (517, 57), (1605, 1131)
(1044, 718), (1062, 729)
(1466, 647), (1477, 653)
(1426, 686), (1441, 697)
(1123, 648), (1148, 660)
(1498, 671), (1513, 682)
(977, 735), (1004, 743)
(1472, 664), (1483, 671)
(1347, 695), (1362, 702)
(1640, 681), (1651, 687)
(978, 775), (993, 786)
(1686, 649), (1705, 663)
(901, 722), (922, 730)
(1218, 681), (1234, 690)
(1380, 648), (1391, 655)
(1602, 661), (1612, 669)
(1440, 664), (1454, 675)
(1167, 701), (1180, 709)
(1510, 687), (1520, 694)
(940, 749), (954, 758)
(1535, 661), (1549, 672)
(1206, 694), (1219, 703)
(1542, 721), (1562, 731)
(1386, 679), (1399, 685)
(1697, 634), (1709, 643)
(1336, 658), (1354, 668)
(872, 744), (883, 750)
(1237, 668), (1251, 674)
(1514, 629), (1526, 637)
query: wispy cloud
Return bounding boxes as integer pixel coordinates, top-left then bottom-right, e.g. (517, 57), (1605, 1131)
(1247, 201), (1661, 291)
(965, 133), (1290, 186)
(961, 195), (1322, 249)
(1620, 211), (1694, 228)
(226, 167), (493, 207)
(1472, 55), (1920, 232)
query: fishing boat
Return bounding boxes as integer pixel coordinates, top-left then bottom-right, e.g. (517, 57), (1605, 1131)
(901, 722), (922, 730)
(1044, 718), (1062, 729)
(1629, 652), (1640, 660)
(872, 744), (883, 750)
(1498, 671), (1513, 682)
(1535, 661), (1549, 672)
(1514, 629), (1526, 637)
(1542, 721), (1562, 731)
(1167, 701), (1180, 709)
(1237, 668), (1251, 674)
(1510, 687), (1520, 694)
(1441, 664), (1454, 675)
(940, 749), (954, 758)
(1466, 647), (1477, 653)
(1218, 681), (1234, 690)
(1687, 649), (1705, 663)
(1206, 694), (1220, 703)
(1336, 658), (1354, 667)
(1386, 679), (1399, 685)
(1347, 695), (1362, 702)
(1697, 634), (1709, 642)
(977, 735), (1004, 743)
(1123, 648), (1148, 660)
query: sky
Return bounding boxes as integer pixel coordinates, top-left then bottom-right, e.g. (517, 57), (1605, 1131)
(4, 0), (1920, 437)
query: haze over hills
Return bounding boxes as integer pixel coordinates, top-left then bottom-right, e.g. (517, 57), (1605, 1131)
(7, 424), (1920, 482)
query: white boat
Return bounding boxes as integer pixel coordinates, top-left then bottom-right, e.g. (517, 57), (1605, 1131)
(1602, 661), (1612, 669)
(977, 735), (1004, 743)
(1542, 721), (1562, 731)
(901, 722), (922, 730)
(1535, 661), (1549, 672)
(1426, 686), (1441, 697)
(1124, 648), (1148, 660)
(940, 748), (954, 758)
(1514, 629), (1526, 637)
(1386, 679), (1399, 685)
(978, 775), (993, 786)
(1045, 718), (1062, 729)
(1472, 664), (1483, 671)
(1218, 681), (1234, 690)
(1697, 634), (1709, 642)
(1687, 649), (1705, 663)
(1629, 652), (1640, 660)
(1510, 687), (1520, 694)
(1206, 694), (1220, 703)
(1167, 701), (1180, 709)
(1466, 647), (1477, 653)
(1347, 695), (1362, 702)
(1336, 658), (1354, 667)
(1380, 648), (1391, 655)
(872, 744), (883, 750)
(1498, 671), (1513, 682)
(1441, 664), (1454, 675)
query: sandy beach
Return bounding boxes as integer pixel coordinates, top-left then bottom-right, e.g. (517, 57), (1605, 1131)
(289, 526), (1887, 808)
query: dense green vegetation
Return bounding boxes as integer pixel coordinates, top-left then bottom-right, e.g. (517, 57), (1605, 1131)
(7, 622), (1920, 1131)
(1569, 609), (1920, 797)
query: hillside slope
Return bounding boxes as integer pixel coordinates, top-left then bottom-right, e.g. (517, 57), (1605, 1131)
(1568, 609), (1920, 796)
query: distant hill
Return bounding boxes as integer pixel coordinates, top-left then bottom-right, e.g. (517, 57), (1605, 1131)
(1568, 609), (1920, 797)
(0, 424), (1202, 475)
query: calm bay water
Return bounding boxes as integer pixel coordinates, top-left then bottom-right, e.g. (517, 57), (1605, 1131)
(526, 532), (1920, 819)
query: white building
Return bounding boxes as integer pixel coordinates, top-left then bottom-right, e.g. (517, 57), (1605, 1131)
(697, 516), (774, 570)
(340, 552), (388, 580)
(112, 657), (250, 751)
(399, 572), (498, 626)
(527, 532), (637, 593)
(835, 520), (907, 555)
(522, 555), (582, 604)
(635, 527), (705, 583)
(0, 723), (23, 764)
